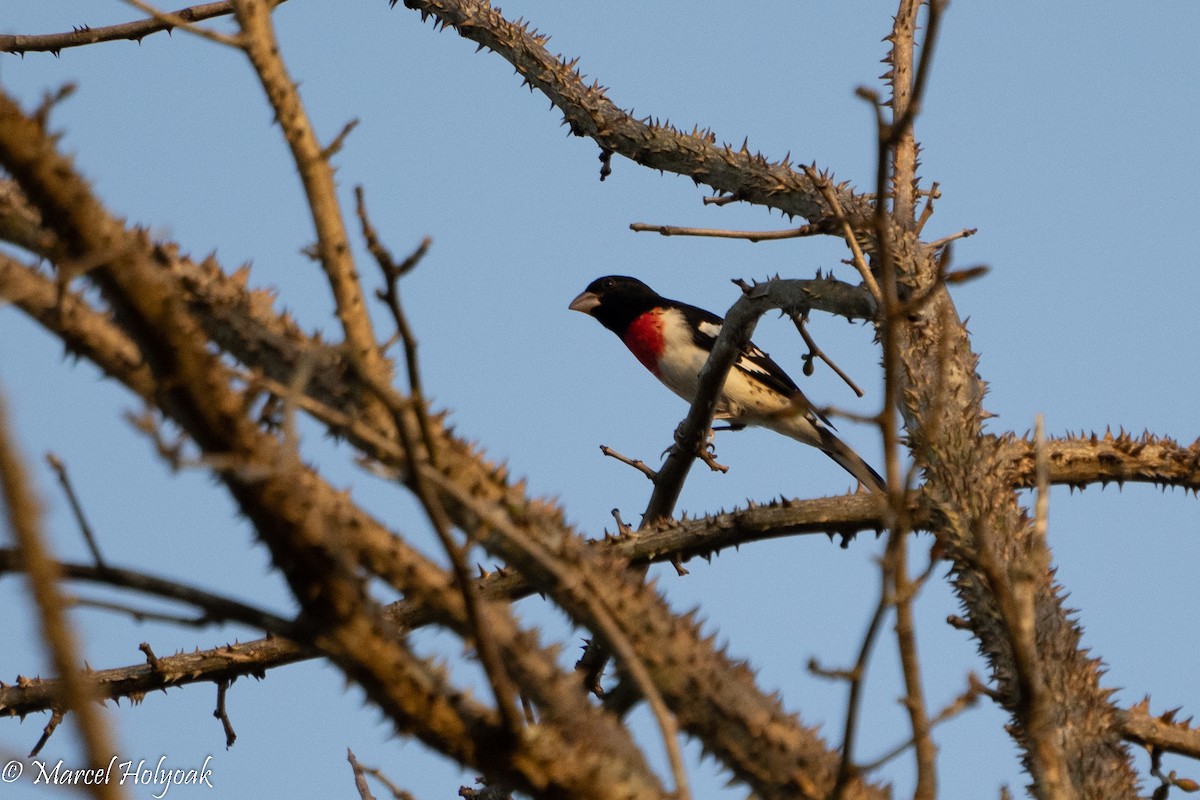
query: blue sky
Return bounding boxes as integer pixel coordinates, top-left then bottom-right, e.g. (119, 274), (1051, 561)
(1, 2), (1198, 798)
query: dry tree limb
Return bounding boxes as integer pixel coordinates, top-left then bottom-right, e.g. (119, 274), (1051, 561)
(886, 526), (936, 800)
(347, 749), (378, 800)
(118, 0), (242, 47)
(790, 312), (866, 398)
(873, 8), (939, 798)
(353, 186), (519, 733)
(0, 86), (672, 800)
(0, 548), (295, 634)
(232, 1), (393, 415)
(1121, 701), (1200, 761)
(856, 0), (1138, 792)
(420, 467), (694, 800)
(0, 393), (120, 794)
(397, 0), (873, 227)
(859, 674), (986, 773)
(629, 221), (824, 242)
(0, 1), (245, 54)
(45, 452), (107, 568)
(823, 551), (892, 799)
(214, 679), (237, 748)
(802, 165), (881, 304)
(599, 445), (657, 481)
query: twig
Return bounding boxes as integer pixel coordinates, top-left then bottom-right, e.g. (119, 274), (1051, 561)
(868, 6), (946, 798)
(0, 547), (295, 635)
(701, 194), (740, 207)
(1149, 746), (1200, 799)
(68, 595), (218, 626)
(348, 749), (379, 800)
(30, 708), (64, 758)
(915, 182), (941, 235)
(858, 673), (985, 772)
(1034, 415), (1049, 542)
(45, 452), (106, 568)
(349, 753), (417, 800)
(827, 547), (892, 799)
(628, 222), (822, 242)
(599, 445), (657, 480)
(118, 0), (243, 47)
(354, 188), (522, 737)
(356, 186), (436, 462)
(928, 227), (977, 250)
(214, 679), (237, 747)
(322, 118), (360, 161)
(887, 527), (936, 799)
(802, 164), (882, 304)
(139, 641), (162, 671)
(791, 313), (865, 398)
(0, 1), (243, 54)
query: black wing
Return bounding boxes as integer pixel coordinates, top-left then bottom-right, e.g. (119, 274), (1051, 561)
(674, 302), (805, 399)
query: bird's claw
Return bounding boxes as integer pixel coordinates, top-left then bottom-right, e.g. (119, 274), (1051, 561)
(699, 443), (729, 473)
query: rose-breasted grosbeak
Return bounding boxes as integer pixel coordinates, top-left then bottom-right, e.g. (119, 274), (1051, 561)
(569, 275), (884, 492)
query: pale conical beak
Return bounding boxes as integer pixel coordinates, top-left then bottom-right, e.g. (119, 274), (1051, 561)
(568, 290), (600, 314)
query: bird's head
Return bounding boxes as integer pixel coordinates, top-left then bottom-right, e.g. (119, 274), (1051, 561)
(569, 275), (663, 333)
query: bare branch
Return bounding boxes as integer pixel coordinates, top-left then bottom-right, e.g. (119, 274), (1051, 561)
(0, 391), (119, 793)
(233, 0), (393, 416)
(1121, 700), (1200, 761)
(397, 0), (875, 226)
(888, 529), (936, 800)
(45, 452), (107, 568)
(790, 312), (866, 398)
(214, 679), (237, 748)
(0, 2), (243, 54)
(802, 164), (882, 303)
(599, 445), (658, 481)
(118, 0), (242, 47)
(629, 221), (823, 242)
(0, 548), (295, 633)
(828, 551), (892, 799)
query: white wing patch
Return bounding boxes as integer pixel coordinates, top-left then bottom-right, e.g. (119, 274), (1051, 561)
(697, 321), (773, 380)
(735, 347), (773, 378)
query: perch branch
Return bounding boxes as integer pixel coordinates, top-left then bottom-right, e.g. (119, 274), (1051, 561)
(0, 2), (245, 54)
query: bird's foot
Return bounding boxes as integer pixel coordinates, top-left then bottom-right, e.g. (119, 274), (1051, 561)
(698, 440), (729, 473)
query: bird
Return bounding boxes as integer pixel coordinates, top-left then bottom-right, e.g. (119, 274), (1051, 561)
(569, 275), (885, 492)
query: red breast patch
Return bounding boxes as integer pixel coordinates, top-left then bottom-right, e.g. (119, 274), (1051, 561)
(623, 310), (666, 376)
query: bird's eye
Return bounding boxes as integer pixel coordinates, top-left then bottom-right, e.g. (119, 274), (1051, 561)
(602, 278), (615, 289)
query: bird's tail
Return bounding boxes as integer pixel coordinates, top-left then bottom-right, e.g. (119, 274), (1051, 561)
(815, 427), (886, 493)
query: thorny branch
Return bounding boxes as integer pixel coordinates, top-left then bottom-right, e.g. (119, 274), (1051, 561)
(354, 187), (523, 738)
(0, 2), (247, 54)
(0, 393), (119, 792)
(0, 1), (1194, 797)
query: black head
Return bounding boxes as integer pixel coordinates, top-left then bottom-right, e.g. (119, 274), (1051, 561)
(568, 276), (664, 334)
